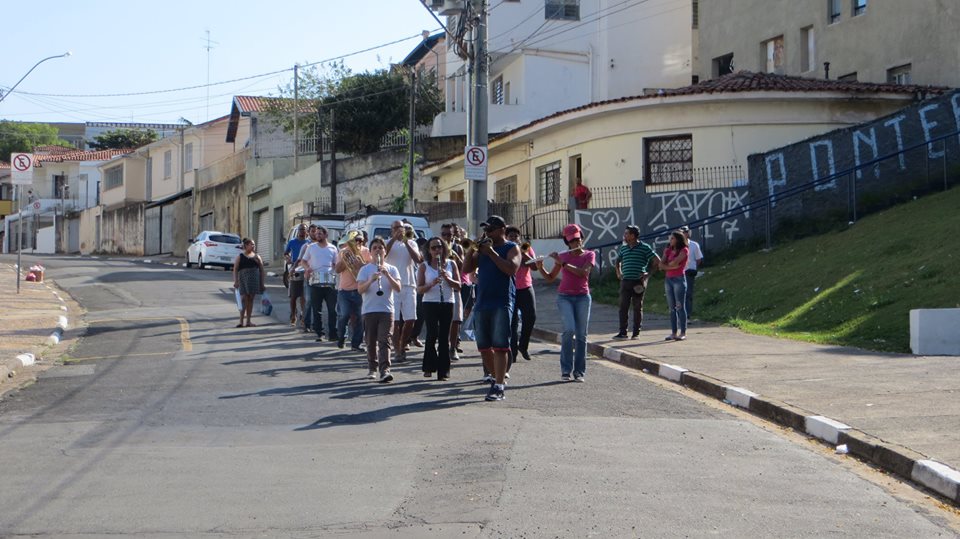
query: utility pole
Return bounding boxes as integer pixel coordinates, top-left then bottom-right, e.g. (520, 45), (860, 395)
(468, 0), (489, 236)
(15, 185), (21, 294)
(330, 109), (338, 213)
(407, 69), (417, 212)
(294, 63), (300, 173)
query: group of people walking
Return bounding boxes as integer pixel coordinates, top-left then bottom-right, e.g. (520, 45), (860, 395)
(233, 215), (703, 403)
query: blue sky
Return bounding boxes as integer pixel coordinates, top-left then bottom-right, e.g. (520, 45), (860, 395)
(0, 0), (441, 125)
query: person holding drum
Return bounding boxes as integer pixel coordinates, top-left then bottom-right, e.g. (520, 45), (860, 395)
(300, 225), (340, 343)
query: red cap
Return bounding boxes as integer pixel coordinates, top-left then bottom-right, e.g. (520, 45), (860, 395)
(562, 224), (582, 242)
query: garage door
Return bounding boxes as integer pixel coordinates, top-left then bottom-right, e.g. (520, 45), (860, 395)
(144, 206), (161, 255)
(254, 208), (272, 264)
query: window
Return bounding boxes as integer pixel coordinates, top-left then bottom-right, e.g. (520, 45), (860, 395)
(762, 36), (785, 74)
(54, 174), (67, 198)
(495, 176), (517, 202)
(853, 0), (866, 16)
(104, 166), (123, 190)
(838, 72), (858, 82)
(692, 0), (699, 29)
(828, 0), (842, 23)
(887, 64), (912, 85)
(492, 76), (504, 105)
(184, 142), (194, 171)
(545, 0), (579, 20)
(504, 82), (511, 105)
(536, 161), (561, 206)
(645, 135), (693, 185)
(450, 189), (465, 202)
(712, 53), (734, 77)
(801, 26), (815, 72)
(163, 150), (172, 179)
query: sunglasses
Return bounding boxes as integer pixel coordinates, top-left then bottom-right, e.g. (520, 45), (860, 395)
(430, 244), (443, 250)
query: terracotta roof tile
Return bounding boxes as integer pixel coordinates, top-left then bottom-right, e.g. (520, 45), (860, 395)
(233, 95), (317, 114)
(34, 148), (133, 165)
(32, 145), (78, 155)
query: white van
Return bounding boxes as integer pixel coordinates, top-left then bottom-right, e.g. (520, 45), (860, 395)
(286, 215), (345, 248)
(345, 212), (431, 243)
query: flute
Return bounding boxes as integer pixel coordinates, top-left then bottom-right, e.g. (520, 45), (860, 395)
(527, 246), (582, 265)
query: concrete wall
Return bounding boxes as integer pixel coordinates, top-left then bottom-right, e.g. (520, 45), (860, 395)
(100, 203), (145, 255)
(746, 90), (960, 235)
(100, 159), (146, 209)
(698, 0), (960, 85)
(195, 174), (246, 239)
(78, 206), (101, 254)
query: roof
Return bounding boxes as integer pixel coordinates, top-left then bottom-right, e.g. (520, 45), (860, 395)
(429, 71), (948, 169)
(401, 33), (444, 67)
(34, 148), (133, 165)
(226, 95), (317, 143)
(33, 145), (79, 155)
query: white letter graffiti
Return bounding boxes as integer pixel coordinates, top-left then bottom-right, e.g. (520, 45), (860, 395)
(852, 128), (880, 180)
(765, 153), (787, 207)
(809, 140), (837, 192)
(883, 115), (907, 170)
(952, 93), (960, 146)
(919, 103), (945, 158)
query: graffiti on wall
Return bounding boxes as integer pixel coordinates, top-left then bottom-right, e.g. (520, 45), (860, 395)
(574, 207), (634, 249)
(644, 188), (750, 246)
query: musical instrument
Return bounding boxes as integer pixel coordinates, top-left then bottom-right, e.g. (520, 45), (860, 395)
(436, 256), (443, 303)
(309, 270), (338, 287)
(375, 254), (384, 296)
(340, 238), (364, 278)
(459, 237), (474, 251)
(527, 247), (582, 265)
(404, 226), (416, 240)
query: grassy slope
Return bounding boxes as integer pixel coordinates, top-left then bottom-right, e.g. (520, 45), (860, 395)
(592, 186), (960, 353)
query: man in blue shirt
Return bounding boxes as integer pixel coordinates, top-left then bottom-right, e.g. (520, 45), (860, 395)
(285, 224), (310, 327)
(462, 215), (520, 402)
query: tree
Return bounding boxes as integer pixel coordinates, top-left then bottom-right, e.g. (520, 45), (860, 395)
(88, 128), (158, 150)
(265, 62), (444, 155)
(0, 120), (72, 161)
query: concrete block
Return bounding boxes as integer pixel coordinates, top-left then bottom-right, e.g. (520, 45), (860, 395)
(680, 372), (727, 400)
(16, 353), (35, 367)
(911, 460), (960, 502)
(57, 315), (68, 330)
(748, 397), (809, 431)
(602, 347), (622, 361)
(658, 363), (688, 382)
(725, 386), (757, 409)
(804, 415), (851, 445)
(910, 308), (960, 355)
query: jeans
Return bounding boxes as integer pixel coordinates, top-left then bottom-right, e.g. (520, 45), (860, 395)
(303, 284), (313, 329)
(336, 289), (363, 348)
(557, 293), (591, 377)
(310, 285), (338, 340)
(473, 306), (512, 351)
(363, 312), (393, 375)
(618, 276), (648, 333)
(422, 302), (453, 377)
(510, 287), (537, 363)
(684, 269), (697, 318)
(665, 276), (687, 335)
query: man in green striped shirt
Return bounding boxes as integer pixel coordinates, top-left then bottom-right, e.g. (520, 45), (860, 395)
(614, 225), (659, 339)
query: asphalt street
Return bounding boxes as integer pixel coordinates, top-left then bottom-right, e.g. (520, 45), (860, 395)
(0, 256), (957, 537)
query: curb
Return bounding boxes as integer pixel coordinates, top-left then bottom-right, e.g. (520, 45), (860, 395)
(1, 278), (71, 387)
(531, 327), (960, 506)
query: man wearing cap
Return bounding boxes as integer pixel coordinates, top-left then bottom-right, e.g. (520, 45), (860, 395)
(386, 219), (423, 361)
(614, 225), (659, 339)
(462, 215), (520, 402)
(680, 226), (704, 320)
(334, 230), (371, 350)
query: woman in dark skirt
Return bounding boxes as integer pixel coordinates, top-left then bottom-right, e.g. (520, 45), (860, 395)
(233, 238), (266, 327)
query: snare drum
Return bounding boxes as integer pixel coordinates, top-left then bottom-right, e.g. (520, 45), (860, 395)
(309, 270), (338, 287)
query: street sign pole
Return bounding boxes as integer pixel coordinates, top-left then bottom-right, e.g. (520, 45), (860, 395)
(467, 0), (489, 236)
(16, 185), (22, 294)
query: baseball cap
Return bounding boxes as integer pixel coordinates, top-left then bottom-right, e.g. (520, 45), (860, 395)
(563, 223), (582, 242)
(339, 230), (360, 246)
(480, 215), (506, 229)
(679, 225), (691, 233)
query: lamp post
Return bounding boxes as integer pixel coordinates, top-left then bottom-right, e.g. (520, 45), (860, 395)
(1, 51), (72, 293)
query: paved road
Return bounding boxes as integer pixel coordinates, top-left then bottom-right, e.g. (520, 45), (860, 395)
(0, 256), (956, 537)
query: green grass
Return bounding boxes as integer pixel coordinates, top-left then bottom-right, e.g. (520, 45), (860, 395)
(592, 186), (960, 353)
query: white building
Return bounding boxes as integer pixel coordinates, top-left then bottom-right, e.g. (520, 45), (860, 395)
(432, 0), (697, 136)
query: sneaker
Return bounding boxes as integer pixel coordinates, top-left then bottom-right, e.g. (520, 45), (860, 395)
(456, 346), (464, 353)
(574, 373), (585, 383)
(664, 335), (676, 341)
(451, 350), (461, 361)
(520, 350), (531, 361)
(315, 337), (325, 342)
(632, 329), (640, 339)
(379, 371), (394, 383)
(423, 372), (433, 378)
(485, 383), (505, 401)
(438, 375), (450, 381)
(612, 332), (629, 339)
(367, 370), (378, 380)
(504, 372), (510, 380)
(677, 335), (687, 341)
(411, 338), (424, 347)
(482, 374), (494, 384)
(336, 340), (345, 349)
(351, 346), (365, 352)
(561, 373), (572, 382)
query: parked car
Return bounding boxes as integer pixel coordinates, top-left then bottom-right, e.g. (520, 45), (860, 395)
(186, 231), (243, 270)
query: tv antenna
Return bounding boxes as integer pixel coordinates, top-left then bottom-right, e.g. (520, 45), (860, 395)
(204, 29), (220, 121)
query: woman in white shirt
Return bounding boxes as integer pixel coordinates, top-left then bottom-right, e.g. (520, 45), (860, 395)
(357, 237), (402, 383)
(416, 237), (461, 381)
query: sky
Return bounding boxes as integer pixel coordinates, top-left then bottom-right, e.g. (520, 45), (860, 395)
(0, 0), (442, 125)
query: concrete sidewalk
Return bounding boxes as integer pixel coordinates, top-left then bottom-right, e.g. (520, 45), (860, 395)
(531, 282), (960, 504)
(0, 263), (80, 394)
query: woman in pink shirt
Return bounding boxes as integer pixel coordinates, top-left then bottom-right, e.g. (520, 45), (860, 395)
(541, 224), (595, 382)
(659, 230), (689, 341)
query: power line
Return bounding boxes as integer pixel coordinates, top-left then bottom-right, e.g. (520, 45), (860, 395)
(4, 31), (439, 99)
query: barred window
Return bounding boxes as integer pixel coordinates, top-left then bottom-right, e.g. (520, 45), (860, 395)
(545, 0), (579, 20)
(645, 135), (693, 185)
(495, 176), (517, 201)
(104, 166), (124, 190)
(536, 161), (561, 206)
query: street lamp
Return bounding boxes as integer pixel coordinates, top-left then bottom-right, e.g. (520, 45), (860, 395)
(0, 51), (72, 104)
(2, 51), (71, 294)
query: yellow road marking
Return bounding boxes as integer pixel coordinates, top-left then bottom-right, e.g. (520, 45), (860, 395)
(85, 317), (193, 353)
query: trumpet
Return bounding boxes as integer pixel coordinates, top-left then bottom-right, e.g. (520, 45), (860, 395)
(404, 226), (416, 240)
(459, 237), (474, 250)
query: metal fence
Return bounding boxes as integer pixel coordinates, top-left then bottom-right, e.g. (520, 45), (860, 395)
(588, 186), (632, 208)
(378, 125), (432, 149)
(489, 200), (568, 240)
(419, 201), (466, 223)
(643, 165), (747, 194)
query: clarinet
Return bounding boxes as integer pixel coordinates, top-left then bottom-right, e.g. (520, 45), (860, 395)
(376, 254), (384, 296)
(436, 256), (443, 303)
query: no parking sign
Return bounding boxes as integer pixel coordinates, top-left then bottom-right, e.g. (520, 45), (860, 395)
(464, 145), (487, 181)
(10, 153), (34, 185)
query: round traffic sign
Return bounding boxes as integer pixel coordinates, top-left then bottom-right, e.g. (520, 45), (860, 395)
(13, 154), (32, 172)
(33, 201), (41, 210)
